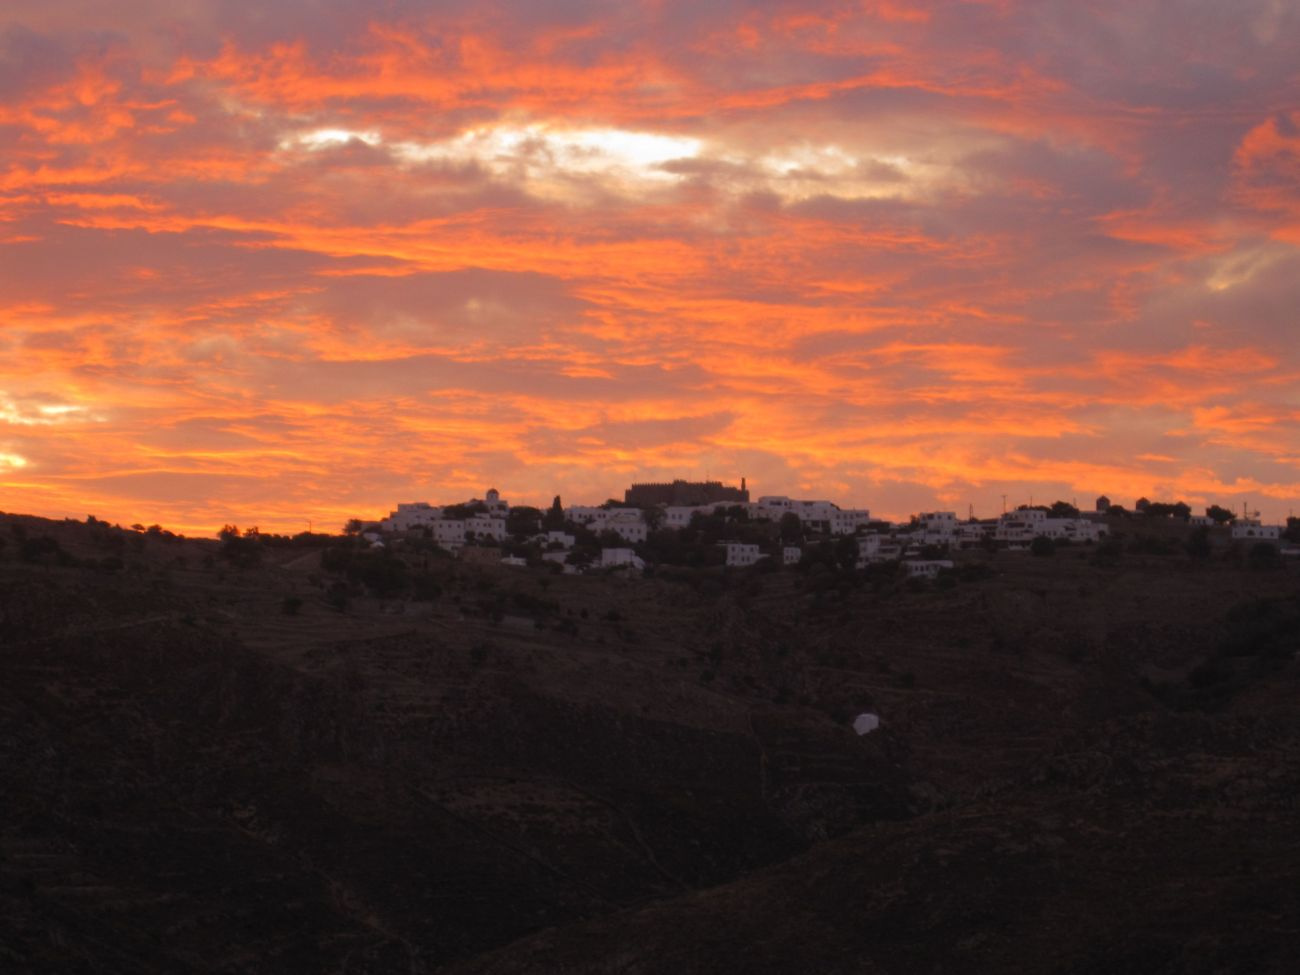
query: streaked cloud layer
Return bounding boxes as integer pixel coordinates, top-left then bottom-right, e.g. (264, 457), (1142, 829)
(2, 0), (1298, 533)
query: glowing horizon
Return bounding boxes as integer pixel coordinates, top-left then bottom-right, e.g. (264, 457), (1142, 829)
(2, 1), (1299, 537)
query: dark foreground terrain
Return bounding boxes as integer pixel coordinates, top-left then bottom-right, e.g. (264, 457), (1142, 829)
(2, 513), (1298, 973)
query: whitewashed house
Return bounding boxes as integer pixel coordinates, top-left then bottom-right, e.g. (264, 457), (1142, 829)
(917, 511), (958, 545)
(565, 505), (613, 526)
(600, 548), (645, 570)
(830, 508), (873, 536)
(433, 520), (467, 548)
(903, 559), (954, 578)
(783, 546), (803, 566)
(608, 520), (648, 544)
(383, 502), (443, 532)
(725, 542), (764, 567)
(465, 514), (506, 541)
(1232, 519), (1281, 541)
(664, 505), (718, 528)
(566, 508), (648, 540)
(956, 522), (992, 547)
(995, 509), (1047, 543)
(854, 534), (884, 567)
(755, 496), (868, 535)
(995, 509), (1105, 544)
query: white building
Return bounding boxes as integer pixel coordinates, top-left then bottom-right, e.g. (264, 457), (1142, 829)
(432, 520), (466, 548)
(565, 505), (613, 525)
(538, 530), (575, 550)
(875, 540), (906, 561)
(465, 514), (506, 541)
(903, 559), (954, 579)
(664, 505), (719, 528)
(829, 508), (873, 536)
(995, 509), (1106, 544)
(995, 509), (1047, 543)
(917, 511), (958, 545)
(566, 507), (647, 535)
(725, 542), (764, 567)
(1232, 519), (1281, 541)
(1050, 518), (1106, 543)
(956, 522), (992, 547)
(608, 520), (648, 544)
(854, 534), (884, 567)
(783, 546), (803, 566)
(754, 496), (869, 535)
(381, 488), (506, 532)
(383, 502), (444, 532)
(484, 488), (508, 515)
(600, 548), (644, 570)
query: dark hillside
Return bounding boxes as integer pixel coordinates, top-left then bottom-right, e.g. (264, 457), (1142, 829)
(2, 513), (1298, 972)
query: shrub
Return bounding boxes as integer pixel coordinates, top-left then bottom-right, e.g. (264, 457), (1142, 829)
(1186, 526), (1212, 560)
(1092, 537), (1123, 567)
(20, 535), (71, 565)
(325, 582), (350, 612)
(1248, 541), (1280, 571)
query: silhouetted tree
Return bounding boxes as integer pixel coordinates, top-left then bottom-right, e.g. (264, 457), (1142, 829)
(1207, 505), (1236, 524)
(834, 536), (859, 571)
(1030, 535), (1055, 557)
(218, 525), (262, 568)
(506, 506), (542, 538)
(779, 512), (804, 544)
(543, 496), (565, 531)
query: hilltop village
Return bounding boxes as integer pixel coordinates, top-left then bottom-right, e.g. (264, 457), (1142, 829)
(362, 479), (1300, 577)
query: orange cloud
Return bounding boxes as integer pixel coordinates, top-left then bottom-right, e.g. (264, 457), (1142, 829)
(2, 2), (1299, 530)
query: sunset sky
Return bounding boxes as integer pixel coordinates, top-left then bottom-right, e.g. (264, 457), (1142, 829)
(2, 1), (1299, 535)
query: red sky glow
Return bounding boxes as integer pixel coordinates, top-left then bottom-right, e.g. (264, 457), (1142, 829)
(2, 1), (1299, 534)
